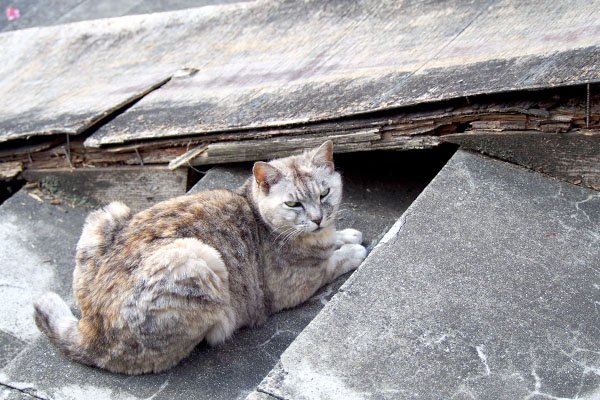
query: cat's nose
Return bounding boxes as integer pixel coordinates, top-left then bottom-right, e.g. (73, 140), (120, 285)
(312, 217), (322, 226)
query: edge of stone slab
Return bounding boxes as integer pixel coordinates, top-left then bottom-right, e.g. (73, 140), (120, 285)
(246, 149), (599, 400)
(187, 165), (250, 194)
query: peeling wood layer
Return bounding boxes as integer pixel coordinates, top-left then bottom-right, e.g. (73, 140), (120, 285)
(2, 85), (598, 190)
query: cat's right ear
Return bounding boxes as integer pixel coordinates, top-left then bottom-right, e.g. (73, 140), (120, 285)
(253, 162), (282, 193)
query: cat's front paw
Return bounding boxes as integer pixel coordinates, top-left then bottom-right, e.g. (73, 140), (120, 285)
(335, 228), (363, 248)
(337, 243), (367, 274)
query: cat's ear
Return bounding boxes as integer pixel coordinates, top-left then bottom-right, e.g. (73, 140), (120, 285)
(253, 162), (282, 192)
(311, 140), (334, 169)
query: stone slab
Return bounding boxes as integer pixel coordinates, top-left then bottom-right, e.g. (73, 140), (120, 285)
(252, 150), (600, 400)
(188, 164), (251, 194)
(0, 190), (89, 399)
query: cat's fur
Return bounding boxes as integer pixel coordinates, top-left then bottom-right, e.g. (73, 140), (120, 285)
(33, 141), (366, 375)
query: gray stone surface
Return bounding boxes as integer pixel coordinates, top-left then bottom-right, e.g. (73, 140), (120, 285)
(252, 150), (600, 400)
(188, 164), (251, 193)
(0, 149), (443, 399)
(0, 190), (89, 399)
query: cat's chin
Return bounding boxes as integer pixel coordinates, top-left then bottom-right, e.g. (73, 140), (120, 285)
(307, 223), (334, 235)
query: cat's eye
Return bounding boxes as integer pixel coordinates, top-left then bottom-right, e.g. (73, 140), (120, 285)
(284, 201), (302, 208)
(320, 188), (330, 198)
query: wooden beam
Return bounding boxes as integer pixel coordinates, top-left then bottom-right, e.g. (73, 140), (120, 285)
(188, 131), (439, 166)
(22, 166), (190, 211)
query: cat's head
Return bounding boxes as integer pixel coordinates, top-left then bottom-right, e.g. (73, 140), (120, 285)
(251, 141), (342, 235)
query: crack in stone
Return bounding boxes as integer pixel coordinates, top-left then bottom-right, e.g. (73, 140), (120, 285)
(256, 387), (289, 400)
(475, 345), (491, 376)
(257, 327), (297, 362)
(378, 213), (408, 247)
(143, 373), (172, 400)
(0, 381), (49, 400)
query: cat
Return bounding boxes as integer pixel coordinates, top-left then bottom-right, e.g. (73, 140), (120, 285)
(33, 141), (367, 375)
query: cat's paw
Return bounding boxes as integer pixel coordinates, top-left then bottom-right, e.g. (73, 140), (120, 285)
(335, 228), (363, 248)
(335, 243), (367, 275)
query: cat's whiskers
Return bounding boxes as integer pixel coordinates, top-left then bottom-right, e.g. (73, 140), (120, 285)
(328, 208), (350, 223)
(272, 225), (303, 249)
(333, 208), (351, 216)
(277, 227), (302, 250)
(271, 226), (297, 244)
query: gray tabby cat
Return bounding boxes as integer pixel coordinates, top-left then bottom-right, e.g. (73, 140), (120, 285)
(33, 141), (367, 375)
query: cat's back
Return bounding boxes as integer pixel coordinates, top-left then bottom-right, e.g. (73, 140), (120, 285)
(77, 189), (258, 270)
(126, 188), (258, 246)
(74, 188), (264, 320)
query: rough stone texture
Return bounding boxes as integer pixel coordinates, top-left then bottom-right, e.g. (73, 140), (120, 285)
(0, 148), (446, 399)
(0, 190), (89, 399)
(246, 391), (278, 400)
(253, 150), (600, 400)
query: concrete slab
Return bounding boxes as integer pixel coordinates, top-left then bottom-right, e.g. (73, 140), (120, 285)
(252, 150), (600, 400)
(188, 164), (251, 193)
(0, 149), (445, 399)
(0, 190), (89, 399)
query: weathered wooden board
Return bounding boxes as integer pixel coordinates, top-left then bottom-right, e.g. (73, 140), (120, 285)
(1, 0), (599, 148)
(0, 2), (248, 143)
(0, 0), (242, 33)
(22, 166), (190, 211)
(187, 131), (440, 166)
(85, 0), (600, 147)
(442, 131), (600, 190)
(2, 84), (596, 173)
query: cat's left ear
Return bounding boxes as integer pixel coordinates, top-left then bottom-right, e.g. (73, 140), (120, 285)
(253, 161), (282, 193)
(311, 140), (334, 170)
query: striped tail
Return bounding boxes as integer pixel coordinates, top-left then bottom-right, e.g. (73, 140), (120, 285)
(33, 292), (94, 367)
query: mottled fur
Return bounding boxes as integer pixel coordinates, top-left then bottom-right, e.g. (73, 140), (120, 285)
(33, 142), (366, 374)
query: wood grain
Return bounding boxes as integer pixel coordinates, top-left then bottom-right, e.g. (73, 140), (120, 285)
(22, 166), (189, 211)
(1, 0), (599, 147)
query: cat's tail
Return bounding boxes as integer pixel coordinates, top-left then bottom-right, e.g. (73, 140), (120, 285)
(33, 292), (94, 367)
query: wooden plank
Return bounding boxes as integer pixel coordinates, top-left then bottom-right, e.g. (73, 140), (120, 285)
(188, 131), (439, 166)
(1, 0), (598, 147)
(83, 0), (600, 147)
(441, 131), (600, 190)
(1, 84), (595, 172)
(168, 143), (208, 170)
(22, 166), (189, 211)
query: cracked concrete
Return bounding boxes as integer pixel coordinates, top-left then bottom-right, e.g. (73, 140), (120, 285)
(250, 150), (600, 400)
